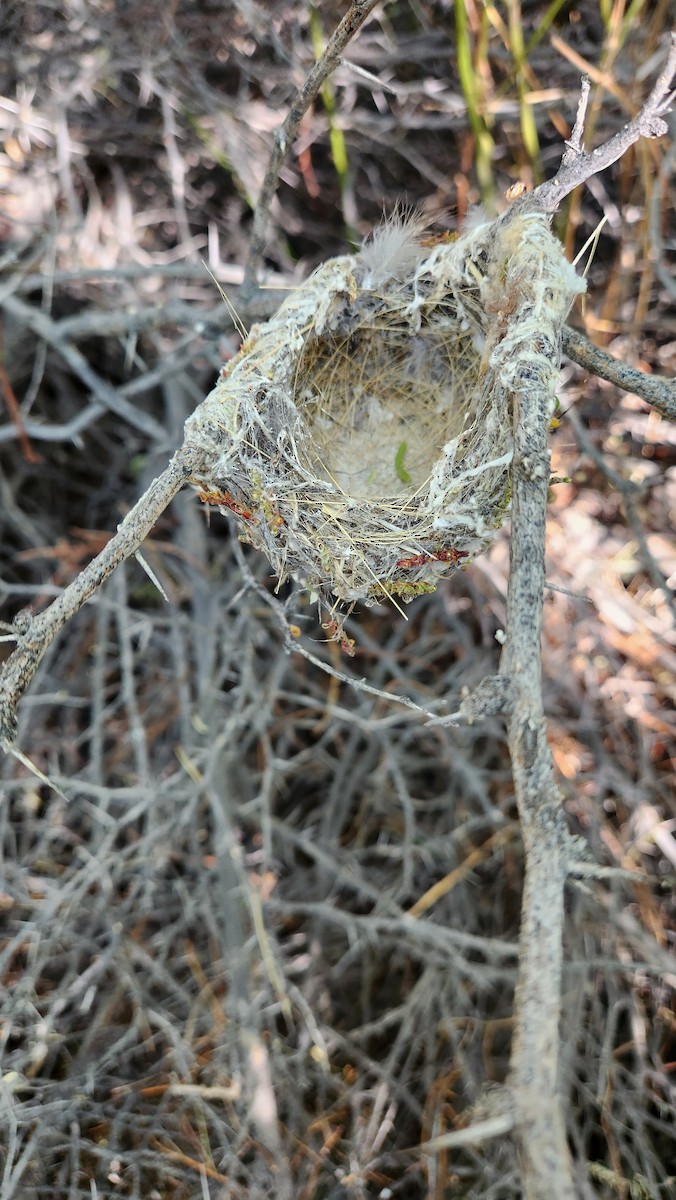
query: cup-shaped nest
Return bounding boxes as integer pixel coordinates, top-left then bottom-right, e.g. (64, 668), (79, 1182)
(185, 203), (584, 613)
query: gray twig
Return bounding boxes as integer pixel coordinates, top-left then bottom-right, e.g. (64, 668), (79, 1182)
(560, 76), (591, 167)
(498, 344), (580, 1199)
(0, 444), (206, 749)
(533, 33), (676, 212)
(1, 294), (167, 442)
(243, 0), (382, 290)
(562, 326), (676, 422)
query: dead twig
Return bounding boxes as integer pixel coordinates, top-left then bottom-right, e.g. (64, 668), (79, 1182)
(0, 444), (206, 749)
(243, 0), (383, 290)
(566, 405), (676, 628)
(562, 326), (676, 422)
(0, 355), (42, 464)
(533, 33), (676, 211)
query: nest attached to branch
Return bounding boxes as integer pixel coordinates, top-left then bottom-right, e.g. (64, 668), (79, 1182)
(185, 200), (584, 619)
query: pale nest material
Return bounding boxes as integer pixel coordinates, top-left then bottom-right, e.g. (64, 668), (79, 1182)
(185, 200), (585, 613)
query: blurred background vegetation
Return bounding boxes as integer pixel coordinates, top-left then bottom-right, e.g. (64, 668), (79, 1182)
(0, 3), (674, 1197)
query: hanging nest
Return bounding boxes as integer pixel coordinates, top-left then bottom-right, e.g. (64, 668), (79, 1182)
(185, 199), (584, 620)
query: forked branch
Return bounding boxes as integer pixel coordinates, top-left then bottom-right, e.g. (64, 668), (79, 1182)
(534, 32), (676, 211)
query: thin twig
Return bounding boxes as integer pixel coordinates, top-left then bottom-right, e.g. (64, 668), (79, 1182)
(562, 326), (676, 422)
(533, 33), (676, 212)
(420, 1111), (516, 1152)
(243, 0), (382, 290)
(1, 294), (167, 442)
(0, 444), (206, 748)
(230, 539), (448, 724)
(0, 356), (42, 464)
(566, 406), (676, 628)
(560, 75), (590, 168)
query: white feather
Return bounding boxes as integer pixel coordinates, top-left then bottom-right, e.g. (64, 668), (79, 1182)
(463, 203), (488, 230)
(357, 208), (429, 287)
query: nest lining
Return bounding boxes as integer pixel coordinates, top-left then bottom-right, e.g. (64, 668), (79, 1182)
(184, 202), (585, 613)
(296, 306), (477, 500)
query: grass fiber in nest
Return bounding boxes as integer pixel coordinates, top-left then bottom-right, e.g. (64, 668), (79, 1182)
(185, 202), (585, 617)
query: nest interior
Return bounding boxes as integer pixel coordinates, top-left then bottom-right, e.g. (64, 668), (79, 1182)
(296, 297), (478, 501)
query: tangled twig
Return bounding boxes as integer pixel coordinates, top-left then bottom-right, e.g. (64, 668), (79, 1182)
(1, 18), (675, 1200)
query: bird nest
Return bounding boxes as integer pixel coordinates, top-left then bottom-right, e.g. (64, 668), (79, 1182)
(185, 201), (584, 623)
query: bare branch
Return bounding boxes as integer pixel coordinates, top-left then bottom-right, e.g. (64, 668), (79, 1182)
(2, 294), (167, 442)
(454, 205), (587, 1198)
(243, 0), (382, 289)
(533, 33), (676, 211)
(0, 444), (206, 749)
(566, 405), (676, 628)
(562, 326), (676, 421)
(498, 368), (579, 1199)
